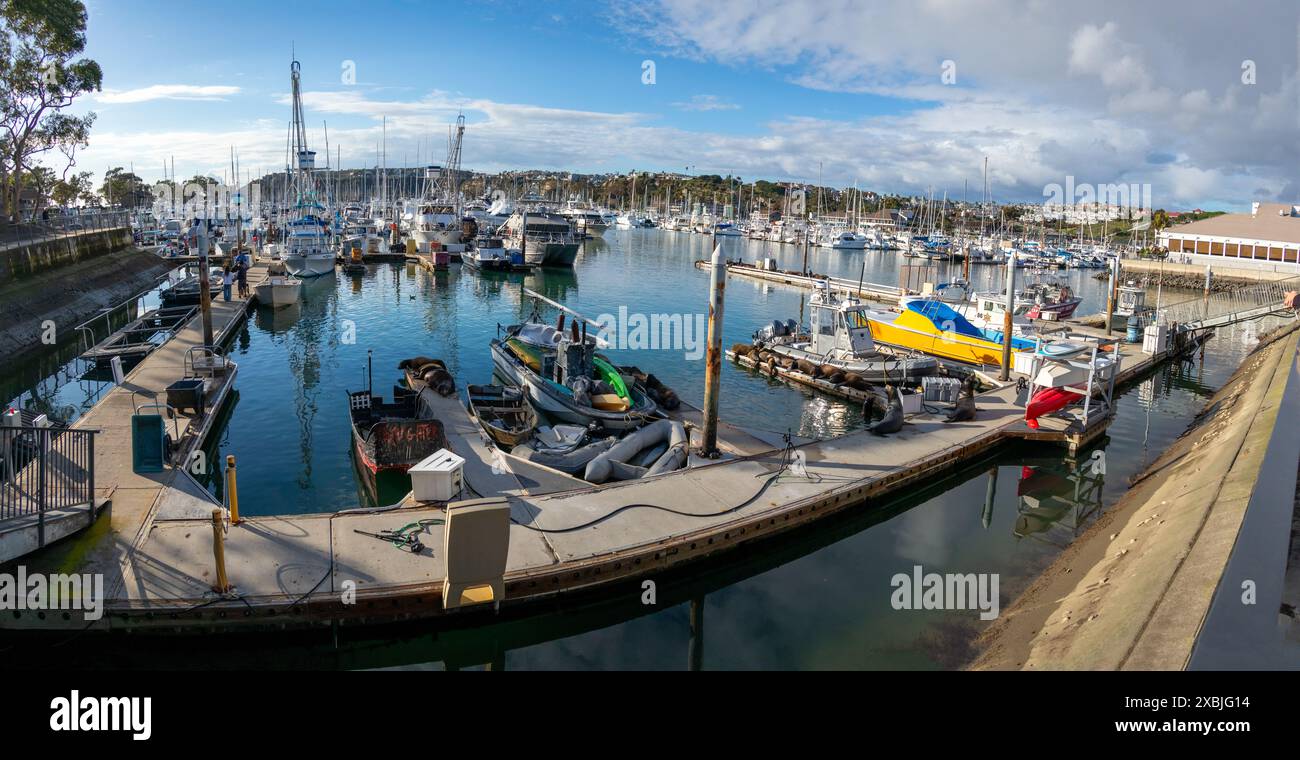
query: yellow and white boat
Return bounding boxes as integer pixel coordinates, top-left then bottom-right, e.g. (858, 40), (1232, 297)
(864, 300), (1037, 367)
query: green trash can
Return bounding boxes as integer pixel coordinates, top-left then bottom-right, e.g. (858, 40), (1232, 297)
(131, 402), (173, 473)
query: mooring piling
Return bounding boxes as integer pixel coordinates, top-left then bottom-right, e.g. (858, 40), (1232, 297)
(999, 252), (1016, 381)
(701, 244), (725, 456)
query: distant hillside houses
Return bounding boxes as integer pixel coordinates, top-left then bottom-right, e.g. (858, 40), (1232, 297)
(1020, 203), (1150, 225)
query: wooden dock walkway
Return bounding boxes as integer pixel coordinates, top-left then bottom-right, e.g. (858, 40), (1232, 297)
(36, 261), (271, 600)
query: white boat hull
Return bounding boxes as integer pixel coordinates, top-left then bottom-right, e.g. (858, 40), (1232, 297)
(254, 277), (302, 307)
(283, 253), (335, 277)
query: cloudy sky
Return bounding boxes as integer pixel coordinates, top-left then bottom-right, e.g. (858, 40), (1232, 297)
(56, 0), (1300, 210)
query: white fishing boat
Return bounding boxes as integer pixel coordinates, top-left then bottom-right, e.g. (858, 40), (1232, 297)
(254, 275), (302, 307)
(753, 281), (940, 382)
(408, 115), (468, 252)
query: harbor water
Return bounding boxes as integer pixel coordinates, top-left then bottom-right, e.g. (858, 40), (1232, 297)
(0, 230), (1276, 669)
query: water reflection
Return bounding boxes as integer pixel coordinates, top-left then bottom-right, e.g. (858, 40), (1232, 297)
(1012, 441), (1106, 547)
(1, 233), (1293, 669)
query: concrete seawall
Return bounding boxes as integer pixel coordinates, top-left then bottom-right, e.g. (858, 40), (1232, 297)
(0, 246), (173, 365)
(0, 228), (134, 284)
(971, 322), (1300, 670)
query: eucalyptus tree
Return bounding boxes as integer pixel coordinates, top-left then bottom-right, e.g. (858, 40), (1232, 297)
(1, 0), (102, 219)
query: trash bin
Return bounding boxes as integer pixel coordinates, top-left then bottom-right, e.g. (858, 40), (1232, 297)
(132, 400), (176, 473)
(165, 378), (206, 417)
(132, 412), (167, 473)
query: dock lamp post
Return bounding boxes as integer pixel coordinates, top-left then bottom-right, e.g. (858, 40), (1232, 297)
(701, 244), (726, 456)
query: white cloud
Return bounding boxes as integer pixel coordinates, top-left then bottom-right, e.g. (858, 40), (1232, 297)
(54, 1), (1299, 211)
(673, 95), (740, 111)
(97, 85), (242, 103)
(611, 0), (1300, 209)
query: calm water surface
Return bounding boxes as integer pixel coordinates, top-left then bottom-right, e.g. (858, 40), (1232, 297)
(0, 230), (1275, 669)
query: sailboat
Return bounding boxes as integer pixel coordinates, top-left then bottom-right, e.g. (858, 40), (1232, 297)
(282, 61), (335, 278)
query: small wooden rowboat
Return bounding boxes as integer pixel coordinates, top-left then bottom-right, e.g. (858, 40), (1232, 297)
(466, 384), (538, 449)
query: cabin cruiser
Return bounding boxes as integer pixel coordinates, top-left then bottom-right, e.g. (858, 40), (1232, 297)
(501, 210), (580, 267)
(753, 283), (939, 382)
(563, 206), (609, 236)
(462, 236), (528, 272)
(338, 220), (386, 257)
(830, 230), (869, 250)
(712, 222), (743, 237)
(614, 211), (652, 229)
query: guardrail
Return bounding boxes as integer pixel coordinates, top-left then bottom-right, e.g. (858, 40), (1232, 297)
(0, 426), (97, 547)
(0, 210), (132, 250)
(1157, 274), (1300, 329)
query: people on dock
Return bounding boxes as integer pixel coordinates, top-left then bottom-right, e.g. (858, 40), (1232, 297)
(221, 266), (234, 302)
(236, 256), (249, 298)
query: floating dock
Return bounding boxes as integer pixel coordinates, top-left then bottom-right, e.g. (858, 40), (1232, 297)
(0, 255), (1276, 639)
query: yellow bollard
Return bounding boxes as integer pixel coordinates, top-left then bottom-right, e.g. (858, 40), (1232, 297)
(225, 454), (240, 524)
(211, 508), (231, 593)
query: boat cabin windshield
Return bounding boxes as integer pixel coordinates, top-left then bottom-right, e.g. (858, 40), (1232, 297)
(844, 308), (871, 329)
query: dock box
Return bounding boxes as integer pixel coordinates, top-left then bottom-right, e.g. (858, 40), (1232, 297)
(922, 376), (961, 402)
(899, 388), (923, 415)
(1142, 324), (1169, 356)
(410, 449), (464, 502)
(1012, 351), (1040, 377)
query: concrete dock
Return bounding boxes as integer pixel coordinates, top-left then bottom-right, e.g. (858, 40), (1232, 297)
(7, 349), (1113, 632)
(0, 256), (1282, 642)
(9, 261), (270, 588)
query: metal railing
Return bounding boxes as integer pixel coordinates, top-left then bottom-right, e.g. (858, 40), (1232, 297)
(1157, 274), (1300, 330)
(1, 426), (97, 546)
(0, 210), (132, 250)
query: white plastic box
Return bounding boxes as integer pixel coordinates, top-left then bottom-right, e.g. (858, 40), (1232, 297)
(1011, 351), (1039, 377)
(410, 449), (465, 502)
(899, 389), (923, 415)
(1142, 324), (1168, 356)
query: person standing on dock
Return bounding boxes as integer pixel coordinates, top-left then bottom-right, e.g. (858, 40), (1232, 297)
(221, 266), (234, 302)
(235, 254), (249, 299)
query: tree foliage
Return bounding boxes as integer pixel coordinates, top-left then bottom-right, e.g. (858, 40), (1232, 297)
(100, 166), (150, 208)
(1, 0), (102, 217)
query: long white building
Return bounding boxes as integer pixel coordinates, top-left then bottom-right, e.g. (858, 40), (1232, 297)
(1158, 202), (1300, 273)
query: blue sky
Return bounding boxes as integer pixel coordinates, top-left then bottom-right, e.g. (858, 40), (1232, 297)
(63, 0), (1300, 209)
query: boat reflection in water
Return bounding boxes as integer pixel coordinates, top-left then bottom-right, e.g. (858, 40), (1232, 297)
(1012, 440), (1107, 546)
